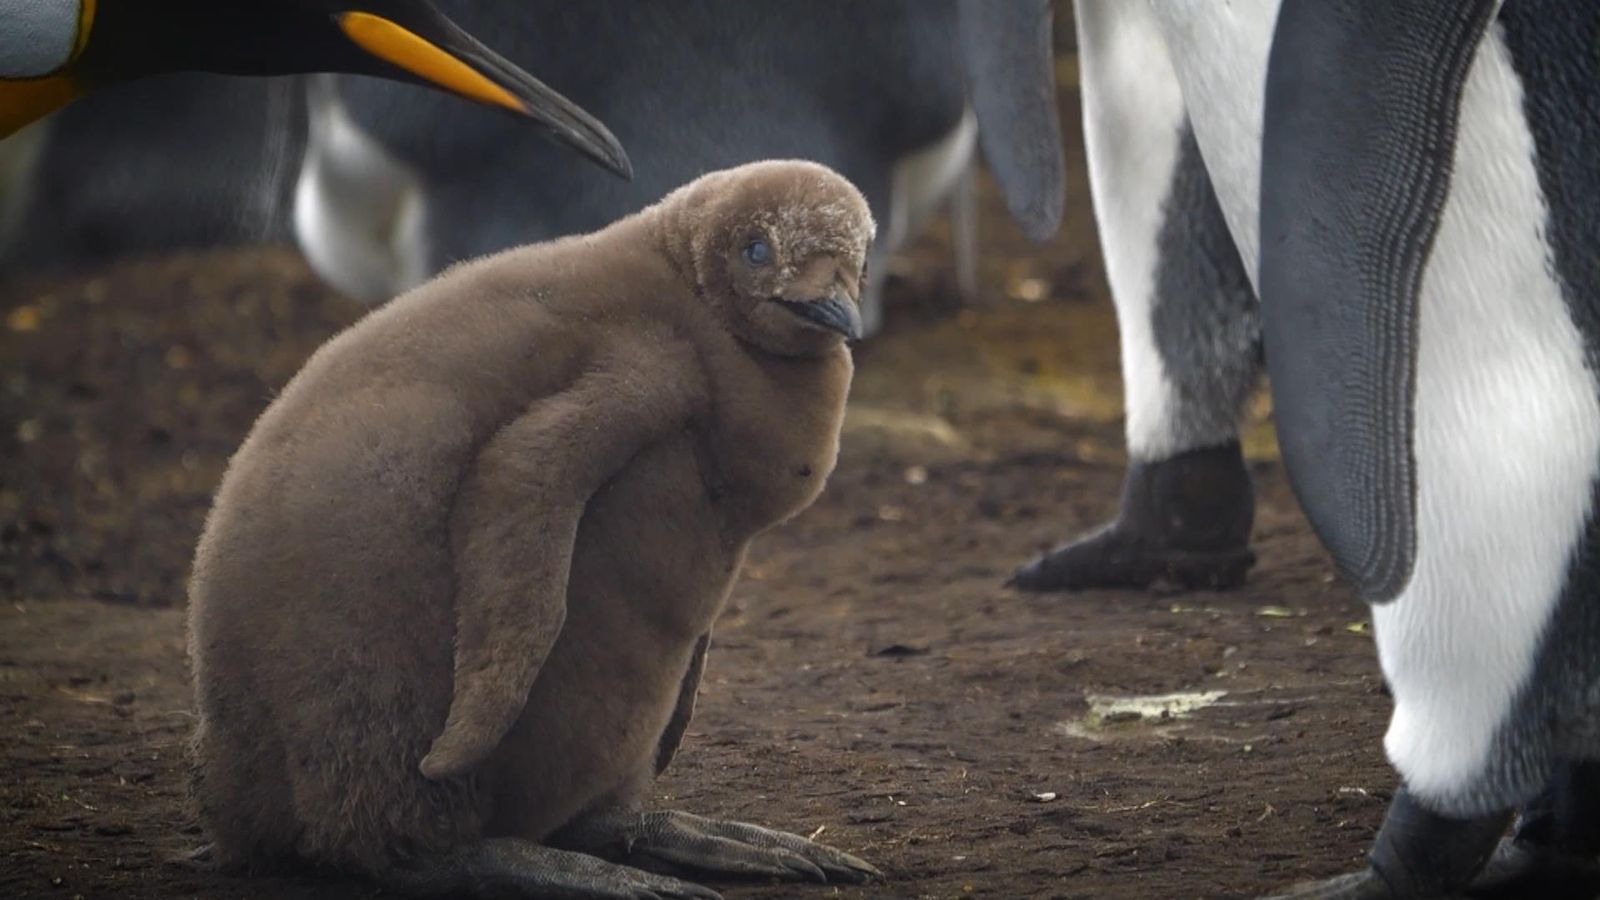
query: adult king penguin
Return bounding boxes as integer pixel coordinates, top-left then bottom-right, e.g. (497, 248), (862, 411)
(0, 0), (630, 170)
(1263, 1), (1600, 896)
(1025, 0), (1600, 896)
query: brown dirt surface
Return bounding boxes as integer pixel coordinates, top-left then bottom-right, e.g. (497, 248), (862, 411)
(0, 40), (1397, 900)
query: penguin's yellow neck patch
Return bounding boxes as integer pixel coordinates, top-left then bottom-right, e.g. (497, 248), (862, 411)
(0, 75), (80, 139)
(0, 0), (93, 138)
(74, 0), (97, 59)
(336, 12), (526, 115)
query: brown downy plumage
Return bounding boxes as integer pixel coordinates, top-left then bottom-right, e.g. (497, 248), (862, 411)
(186, 160), (879, 898)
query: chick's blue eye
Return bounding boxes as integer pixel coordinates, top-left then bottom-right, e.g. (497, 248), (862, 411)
(743, 240), (771, 266)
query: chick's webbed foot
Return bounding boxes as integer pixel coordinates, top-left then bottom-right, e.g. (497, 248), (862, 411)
(555, 809), (880, 886)
(384, 837), (721, 899)
(1008, 442), (1256, 593)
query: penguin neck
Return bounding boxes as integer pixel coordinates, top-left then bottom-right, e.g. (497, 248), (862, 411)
(648, 199), (759, 356)
(650, 191), (701, 289)
(693, 333), (852, 537)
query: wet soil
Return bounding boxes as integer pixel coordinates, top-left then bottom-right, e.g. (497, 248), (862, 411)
(0, 46), (1395, 900)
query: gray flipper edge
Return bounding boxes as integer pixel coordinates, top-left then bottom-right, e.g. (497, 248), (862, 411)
(1258, 0), (1499, 602)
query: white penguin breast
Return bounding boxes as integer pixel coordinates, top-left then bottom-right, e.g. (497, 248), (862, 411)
(0, 0), (83, 79)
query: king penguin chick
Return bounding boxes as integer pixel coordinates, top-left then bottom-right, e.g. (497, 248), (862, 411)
(186, 160), (880, 899)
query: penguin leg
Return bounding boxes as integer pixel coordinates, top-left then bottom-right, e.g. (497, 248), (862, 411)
(552, 808), (880, 887)
(1467, 761), (1600, 899)
(293, 74), (432, 304)
(950, 155), (979, 306)
(1262, 788), (1510, 899)
(1010, 0), (1259, 593)
(381, 838), (723, 900)
(862, 105), (980, 338)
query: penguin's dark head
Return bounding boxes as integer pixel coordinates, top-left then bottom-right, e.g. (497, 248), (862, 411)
(0, 0), (630, 178)
(665, 160), (876, 359)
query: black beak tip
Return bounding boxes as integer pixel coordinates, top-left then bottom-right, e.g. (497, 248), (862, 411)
(545, 118), (632, 181)
(418, 26), (634, 181)
(833, 298), (865, 342)
(607, 148), (635, 182)
(775, 295), (863, 340)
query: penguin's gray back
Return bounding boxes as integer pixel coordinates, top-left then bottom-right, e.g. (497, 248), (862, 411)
(0, 73), (304, 272)
(325, 0), (968, 276)
(0, 1), (1063, 324)
(1112, 0), (1600, 816)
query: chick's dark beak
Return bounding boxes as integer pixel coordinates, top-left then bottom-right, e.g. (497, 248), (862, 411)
(775, 291), (864, 341)
(335, 10), (632, 179)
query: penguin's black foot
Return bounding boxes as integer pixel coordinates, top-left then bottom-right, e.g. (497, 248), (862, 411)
(384, 838), (722, 899)
(1008, 441), (1257, 592)
(1466, 760), (1600, 899)
(1464, 838), (1600, 899)
(1260, 788), (1510, 900)
(557, 809), (880, 886)
(1007, 523), (1256, 591)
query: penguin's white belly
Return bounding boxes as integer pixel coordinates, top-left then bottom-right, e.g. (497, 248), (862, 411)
(1154, 3), (1600, 810)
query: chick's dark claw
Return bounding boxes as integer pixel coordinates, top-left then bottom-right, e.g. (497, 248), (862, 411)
(557, 809), (881, 887)
(383, 838), (724, 900)
(1262, 871), (1402, 900)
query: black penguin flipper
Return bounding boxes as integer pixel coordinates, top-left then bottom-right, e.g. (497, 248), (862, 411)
(956, 0), (1064, 241)
(1258, 0), (1498, 603)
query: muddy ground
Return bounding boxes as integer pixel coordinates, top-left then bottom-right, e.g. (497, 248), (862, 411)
(1, 48), (1397, 900)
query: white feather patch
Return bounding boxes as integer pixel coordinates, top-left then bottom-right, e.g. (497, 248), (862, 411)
(293, 76), (431, 304)
(0, 0), (81, 79)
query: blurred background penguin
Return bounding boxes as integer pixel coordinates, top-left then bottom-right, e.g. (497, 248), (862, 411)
(0, 0), (1065, 338)
(0, 0), (635, 280)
